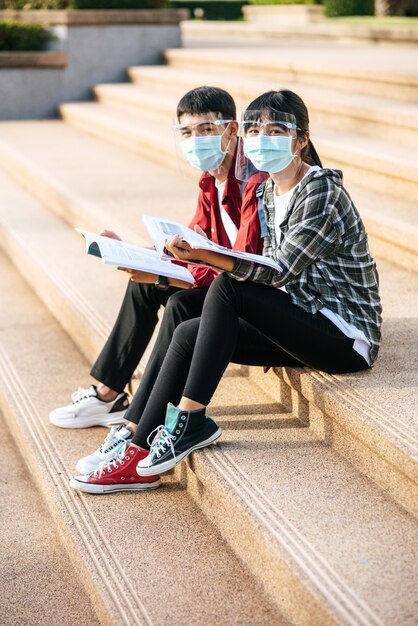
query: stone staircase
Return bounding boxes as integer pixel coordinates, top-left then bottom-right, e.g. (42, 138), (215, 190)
(0, 43), (417, 626)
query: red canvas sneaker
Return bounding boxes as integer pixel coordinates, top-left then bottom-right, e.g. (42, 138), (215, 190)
(70, 445), (160, 494)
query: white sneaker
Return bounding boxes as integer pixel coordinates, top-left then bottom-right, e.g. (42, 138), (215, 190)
(49, 385), (129, 429)
(76, 424), (133, 474)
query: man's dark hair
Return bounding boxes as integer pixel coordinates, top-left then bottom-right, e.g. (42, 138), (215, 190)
(176, 86), (236, 122)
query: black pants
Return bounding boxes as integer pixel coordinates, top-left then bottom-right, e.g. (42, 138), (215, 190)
(131, 274), (368, 448)
(90, 280), (207, 396)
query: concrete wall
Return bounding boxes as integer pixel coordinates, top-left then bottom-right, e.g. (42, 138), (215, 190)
(0, 13), (184, 120)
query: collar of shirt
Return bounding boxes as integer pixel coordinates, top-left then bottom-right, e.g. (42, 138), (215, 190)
(198, 150), (241, 228)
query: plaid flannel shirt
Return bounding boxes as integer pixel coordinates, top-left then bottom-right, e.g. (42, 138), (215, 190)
(229, 168), (382, 365)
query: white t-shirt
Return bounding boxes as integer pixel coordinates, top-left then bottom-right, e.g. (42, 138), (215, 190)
(216, 179), (238, 247)
(273, 166), (371, 366)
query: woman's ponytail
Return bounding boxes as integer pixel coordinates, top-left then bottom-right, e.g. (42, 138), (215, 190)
(303, 139), (322, 167)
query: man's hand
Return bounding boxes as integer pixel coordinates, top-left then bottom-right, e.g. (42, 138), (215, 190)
(101, 230), (122, 241)
(117, 268), (157, 283)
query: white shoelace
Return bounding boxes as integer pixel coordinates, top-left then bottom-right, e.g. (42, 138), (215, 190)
(146, 426), (177, 466)
(71, 386), (96, 404)
(98, 425), (122, 454)
(93, 441), (129, 478)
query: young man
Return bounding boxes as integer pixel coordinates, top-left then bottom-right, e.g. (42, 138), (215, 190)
(51, 86), (265, 480)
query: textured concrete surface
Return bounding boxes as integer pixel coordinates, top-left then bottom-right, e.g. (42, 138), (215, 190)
(0, 411), (101, 626)
(208, 380), (418, 626)
(0, 120), (196, 243)
(0, 252), (287, 626)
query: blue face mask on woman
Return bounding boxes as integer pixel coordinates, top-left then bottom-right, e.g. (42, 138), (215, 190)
(243, 135), (294, 173)
(180, 135), (226, 172)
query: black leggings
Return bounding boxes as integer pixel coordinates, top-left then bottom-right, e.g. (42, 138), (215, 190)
(131, 273), (367, 448)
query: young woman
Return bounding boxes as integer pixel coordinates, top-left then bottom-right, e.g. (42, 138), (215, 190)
(70, 89), (382, 494)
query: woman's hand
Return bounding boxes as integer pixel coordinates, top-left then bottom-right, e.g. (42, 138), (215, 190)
(101, 230), (122, 241)
(165, 235), (201, 263)
(164, 234), (234, 272)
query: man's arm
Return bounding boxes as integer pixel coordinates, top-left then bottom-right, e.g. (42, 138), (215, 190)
(117, 267), (193, 289)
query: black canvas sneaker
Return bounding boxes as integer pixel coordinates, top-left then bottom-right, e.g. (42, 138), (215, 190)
(49, 385), (129, 428)
(136, 403), (222, 476)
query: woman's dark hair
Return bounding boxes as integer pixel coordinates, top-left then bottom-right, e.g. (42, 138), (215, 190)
(245, 89), (322, 167)
(176, 86), (236, 122)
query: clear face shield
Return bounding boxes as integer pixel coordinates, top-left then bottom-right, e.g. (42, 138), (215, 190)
(235, 109), (301, 184)
(173, 112), (237, 178)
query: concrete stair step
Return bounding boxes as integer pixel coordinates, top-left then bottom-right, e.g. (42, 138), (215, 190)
(341, 186), (418, 274)
(0, 252), (286, 626)
(0, 153), (416, 516)
(314, 129), (418, 204)
(0, 120), (197, 242)
(177, 398), (418, 626)
(180, 19), (418, 46)
(126, 66), (418, 148)
(163, 47), (418, 103)
(0, 410), (101, 626)
(0, 167), (126, 366)
(248, 253), (418, 515)
(59, 93), (418, 204)
(1, 244), (417, 626)
(59, 102), (177, 169)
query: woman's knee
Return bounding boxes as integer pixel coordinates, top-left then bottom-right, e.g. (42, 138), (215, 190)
(171, 318), (200, 352)
(205, 273), (240, 310)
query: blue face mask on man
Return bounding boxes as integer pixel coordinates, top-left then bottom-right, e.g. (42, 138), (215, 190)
(180, 135), (227, 172)
(243, 135), (294, 173)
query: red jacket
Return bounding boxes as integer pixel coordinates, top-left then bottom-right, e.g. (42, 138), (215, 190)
(187, 163), (266, 288)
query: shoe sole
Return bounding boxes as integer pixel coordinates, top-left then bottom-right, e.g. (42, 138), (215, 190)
(49, 411), (128, 429)
(69, 476), (161, 494)
(136, 427), (222, 476)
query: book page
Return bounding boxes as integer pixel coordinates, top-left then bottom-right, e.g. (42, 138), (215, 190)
(75, 229), (194, 284)
(142, 215), (218, 256)
(142, 215), (282, 272)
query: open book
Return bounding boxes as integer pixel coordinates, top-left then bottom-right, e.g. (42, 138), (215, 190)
(143, 215), (281, 272)
(76, 229), (195, 284)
